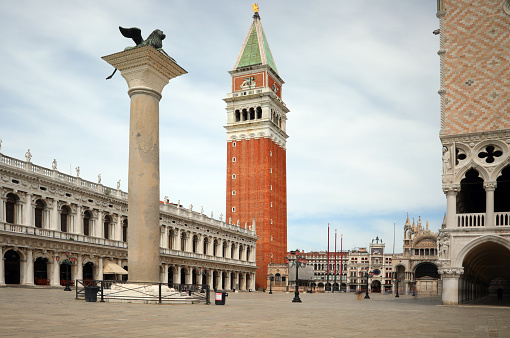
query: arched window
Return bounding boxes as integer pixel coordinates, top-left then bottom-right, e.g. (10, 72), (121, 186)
(168, 229), (174, 249)
(181, 233), (186, 251)
(239, 244), (243, 260)
(83, 210), (91, 236)
(103, 215), (111, 239)
(122, 219), (128, 242)
(249, 107), (255, 120)
(192, 235), (198, 253)
(246, 247), (251, 261)
(61, 205), (70, 233)
(256, 106), (262, 119)
(231, 243), (235, 258)
(35, 200), (45, 229)
(235, 109), (241, 122)
(5, 193), (18, 224)
(222, 241), (227, 257)
(457, 168), (485, 214)
(203, 237), (209, 255)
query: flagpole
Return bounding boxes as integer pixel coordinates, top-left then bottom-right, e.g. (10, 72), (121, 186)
(334, 229), (337, 292)
(327, 223), (330, 291)
(340, 234), (343, 292)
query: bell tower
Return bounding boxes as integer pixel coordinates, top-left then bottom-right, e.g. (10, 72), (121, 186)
(224, 6), (289, 289)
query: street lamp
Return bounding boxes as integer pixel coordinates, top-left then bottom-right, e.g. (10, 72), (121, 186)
(395, 275), (400, 298)
(266, 273), (274, 294)
(285, 250), (307, 303)
(364, 267), (372, 299)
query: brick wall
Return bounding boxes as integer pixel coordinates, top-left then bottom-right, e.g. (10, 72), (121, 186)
(226, 137), (287, 289)
(442, 0), (510, 135)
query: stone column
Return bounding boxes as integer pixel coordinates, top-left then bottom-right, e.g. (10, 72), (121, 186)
(439, 267), (463, 305)
(484, 182), (496, 227)
(77, 254), (83, 281)
(51, 200), (59, 231)
(97, 257), (104, 281)
(175, 266), (181, 285)
(24, 249), (34, 285)
(162, 264), (169, 284)
(24, 193), (32, 226)
(51, 259), (60, 287)
(443, 185), (459, 229)
(103, 46), (186, 283)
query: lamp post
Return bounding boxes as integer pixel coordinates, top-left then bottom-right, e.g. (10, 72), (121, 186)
(364, 267), (372, 299)
(395, 274), (400, 298)
(267, 273), (274, 294)
(285, 250), (307, 303)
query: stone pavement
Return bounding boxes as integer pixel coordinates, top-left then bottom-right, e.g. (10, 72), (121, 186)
(0, 287), (509, 337)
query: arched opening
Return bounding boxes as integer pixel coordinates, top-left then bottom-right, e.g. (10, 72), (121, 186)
(4, 250), (20, 284)
(60, 205), (71, 233)
(180, 268), (186, 285)
(203, 237), (209, 255)
(34, 257), (49, 285)
(414, 263), (440, 296)
(222, 272), (227, 290)
(230, 243), (235, 258)
(192, 235), (198, 253)
(83, 262), (94, 282)
(5, 193), (19, 224)
(213, 271), (218, 290)
(168, 266), (174, 285)
(213, 240), (218, 256)
(192, 269), (198, 285)
(495, 167), (510, 225)
(256, 106), (262, 119)
(246, 247), (251, 261)
(103, 215), (111, 239)
(168, 230), (174, 249)
(239, 244), (243, 260)
(222, 241), (227, 257)
(181, 233), (186, 252)
(83, 210), (91, 236)
(371, 280), (382, 293)
(122, 219), (128, 242)
(249, 107), (255, 120)
(242, 108), (248, 121)
(457, 168), (485, 214)
(235, 109), (240, 122)
(122, 265), (128, 282)
(461, 240), (510, 303)
(35, 200), (46, 228)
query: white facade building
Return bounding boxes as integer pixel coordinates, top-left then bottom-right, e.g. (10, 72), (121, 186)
(0, 151), (257, 290)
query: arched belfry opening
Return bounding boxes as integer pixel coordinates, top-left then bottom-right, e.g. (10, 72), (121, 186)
(457, 168), (485, 214)
(461, 241), (510, 303)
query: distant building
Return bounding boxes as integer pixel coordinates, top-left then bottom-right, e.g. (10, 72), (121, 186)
(392, 215), (440, 296)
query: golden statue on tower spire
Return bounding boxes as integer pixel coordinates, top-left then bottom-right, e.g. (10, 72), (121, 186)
(252, 3), (259, 13)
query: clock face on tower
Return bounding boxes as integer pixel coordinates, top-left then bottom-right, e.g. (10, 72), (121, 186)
(371, 248), (382, 255)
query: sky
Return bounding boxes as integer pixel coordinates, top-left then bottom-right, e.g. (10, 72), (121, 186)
(0, 1), (444, 253)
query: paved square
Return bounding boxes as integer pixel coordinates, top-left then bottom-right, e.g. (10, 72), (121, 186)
(0, 287), (509, 337)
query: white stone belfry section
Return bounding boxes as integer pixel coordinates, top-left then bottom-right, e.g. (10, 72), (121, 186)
(102, 46), (186, 283)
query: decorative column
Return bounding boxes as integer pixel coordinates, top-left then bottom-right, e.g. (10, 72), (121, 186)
(439, 267), (463, 305)
(103, 46), (186, 283)
(97, 257), (104, 281)
(51, 258), (60, 287)
(175, 266), (181, 285)
(484, 182), (496, 227)
(77, 254), (83, 281)
(443, 185), (460, 228)
(24, 193), (32, 226)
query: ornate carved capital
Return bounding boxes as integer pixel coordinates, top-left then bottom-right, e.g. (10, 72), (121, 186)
(442, 184), (460, 194)
(438, 267), (464, 277)
(483, 182), (497, 191)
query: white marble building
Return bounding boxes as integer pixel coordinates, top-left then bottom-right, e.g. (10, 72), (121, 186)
(0, 151), (257, 290)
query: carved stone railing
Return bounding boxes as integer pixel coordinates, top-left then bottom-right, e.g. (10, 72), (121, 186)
(160, 247), (256, 266)
(495, 212), (510, 226)
(457, 213), (485, 227)
(0, 222), (128, 249)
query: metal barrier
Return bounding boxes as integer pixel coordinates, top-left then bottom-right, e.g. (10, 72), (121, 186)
(75, 280), (210, 304)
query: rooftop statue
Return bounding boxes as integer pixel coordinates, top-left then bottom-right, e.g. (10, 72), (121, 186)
(106, 26), (166, 80)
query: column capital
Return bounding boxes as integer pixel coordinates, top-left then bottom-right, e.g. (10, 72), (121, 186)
(442, 184), (460, 194)
(102, 46), (187, 95)
(484, 182), (497, 191)
(438, 267), (464, 277)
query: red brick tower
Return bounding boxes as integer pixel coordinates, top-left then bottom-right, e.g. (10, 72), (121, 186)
(224, 7), (289, 289)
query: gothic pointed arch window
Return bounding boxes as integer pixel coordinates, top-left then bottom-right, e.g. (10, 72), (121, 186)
(457, 168), (485, 214)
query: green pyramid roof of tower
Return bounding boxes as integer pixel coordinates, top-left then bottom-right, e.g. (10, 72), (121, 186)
(234, 13), (278, 75)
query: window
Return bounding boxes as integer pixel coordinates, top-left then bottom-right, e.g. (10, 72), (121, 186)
(122, 219), (128, 242)
(270, 168), (272, 173)
(233, 142), (236, 147)
(232, 190), (236, 195)
(232, 174), (236, 179)
(83, 211), (91, 236)
(270, 185), (273, 190)
(232, 157), (236, 162)
(35, 200), (45, 228)
(61, 205), (70, 233)
(232, 207), (236, 212)
(270, 151), (272, 157)
(5, 193), (18, 224)
(103, 215), (111, 239)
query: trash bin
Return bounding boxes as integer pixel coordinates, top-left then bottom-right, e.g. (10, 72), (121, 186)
(84, 286), (99, 302)
(215, 292), (228, 305)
